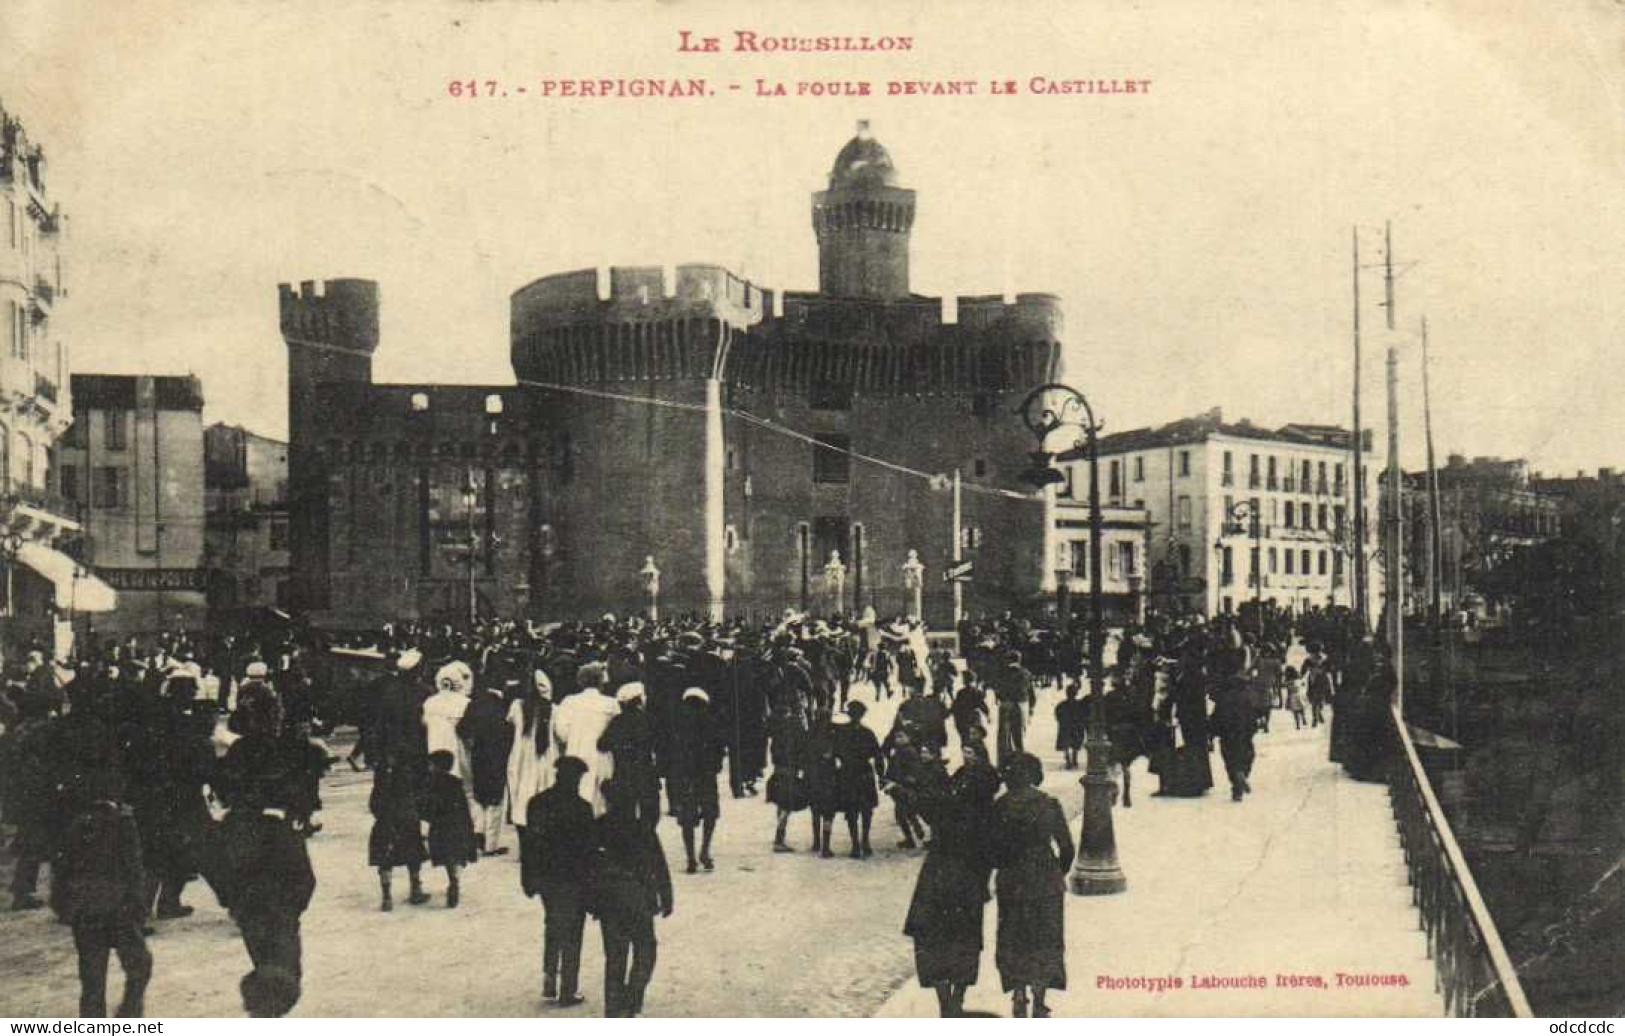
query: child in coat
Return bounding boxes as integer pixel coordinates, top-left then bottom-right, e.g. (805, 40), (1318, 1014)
(1283, 666), (1308, 730)
(423, 750), (478, 907)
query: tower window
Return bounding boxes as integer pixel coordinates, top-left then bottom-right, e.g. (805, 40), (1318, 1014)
(812, 434), (850, 484)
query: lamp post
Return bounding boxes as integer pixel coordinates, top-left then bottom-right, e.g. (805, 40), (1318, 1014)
(639, 555), (661, 622)
(1216, 499), (1263, 628)
(1, 532), (23, 667)
(1017, 383), (1126, 896)
(461, 473), (478, 626)
(900, 549), (924, 622)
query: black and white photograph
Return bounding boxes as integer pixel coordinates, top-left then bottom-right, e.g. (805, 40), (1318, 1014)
(0, 0), (1622, 1021)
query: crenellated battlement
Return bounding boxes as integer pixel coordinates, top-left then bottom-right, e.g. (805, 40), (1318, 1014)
(811, 184), (916, 239)
(511, 264), (767, 338)
(278, 278), (380, 354)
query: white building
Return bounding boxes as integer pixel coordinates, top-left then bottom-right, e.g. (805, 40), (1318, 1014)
(1045, 497), (1153, 623)
(1059, 409), (1382, 621)
(2, 100), (114, 661)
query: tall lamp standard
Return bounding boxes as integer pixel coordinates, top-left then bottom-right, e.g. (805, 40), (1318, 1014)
(1017, 383), (1126, 896)
(1, 531), (23, 666)
(460, 472), (479, 626)
(1215, 500), (1264, 626)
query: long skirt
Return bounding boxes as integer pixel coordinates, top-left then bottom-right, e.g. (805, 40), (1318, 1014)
(995, 891), (1067, 992)
(913, 936), (982, 988)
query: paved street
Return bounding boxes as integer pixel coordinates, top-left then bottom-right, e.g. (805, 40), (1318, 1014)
(1, 676), (1441, 1018)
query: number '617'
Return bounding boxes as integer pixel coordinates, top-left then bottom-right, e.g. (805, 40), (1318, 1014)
(448, 80), (499, 97)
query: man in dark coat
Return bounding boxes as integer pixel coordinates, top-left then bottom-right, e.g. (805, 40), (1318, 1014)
(523, 756), (597, 1007)
(365, 652), (429, 911)
(51, 769), (152, 1018)
(1211, 673), (1257, 801)
(590, 782), (673, 1018)
(598, 684), (661, 829)
(204, 683), (317, 1018)
(892, 681), (949, 757)
(991, 652), (1033, 768)
(5, 692), (62, 911)
(458, 678), (514, 856)
(667, 689), (726, 873)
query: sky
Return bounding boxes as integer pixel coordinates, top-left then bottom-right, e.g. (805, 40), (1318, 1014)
(3, 0), (1624, 476)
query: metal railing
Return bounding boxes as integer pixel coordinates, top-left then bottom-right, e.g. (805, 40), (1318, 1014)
(2, 476), (83, 524)
(1388, 705), (1533, 1017)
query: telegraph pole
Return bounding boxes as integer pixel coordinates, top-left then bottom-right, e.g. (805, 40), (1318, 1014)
(1421, 318), (1444, 627)
(1386, 344), (1405, 716)
(1351, 228), (1368, 630)
(951, 467), (963, 630)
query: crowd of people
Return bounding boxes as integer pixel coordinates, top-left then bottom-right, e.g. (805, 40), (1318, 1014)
(0, 599), (1399, 1019)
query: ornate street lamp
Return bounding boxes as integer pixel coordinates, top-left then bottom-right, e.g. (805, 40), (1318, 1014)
(1017, 383), (1126, 896)
(1216, 499), (1263, 628)
(1, 531), (23, 624)
(900, 549), (924, 622)
(639, 555), (661, 622)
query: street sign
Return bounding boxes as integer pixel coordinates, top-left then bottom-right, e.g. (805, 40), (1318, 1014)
(942, 560), (974, 583)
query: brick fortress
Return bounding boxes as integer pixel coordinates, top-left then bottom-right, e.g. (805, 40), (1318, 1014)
(284, 123), (1064, 626)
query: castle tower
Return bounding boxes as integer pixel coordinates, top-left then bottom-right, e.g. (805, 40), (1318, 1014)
(279, 278), (379, 612)
(812, 121), (915, 300)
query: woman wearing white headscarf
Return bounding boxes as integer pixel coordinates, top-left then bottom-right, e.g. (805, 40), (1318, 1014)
(422, 661), (473, 781)
(506, 669), (555, 830)
(549, 662), (620, 816)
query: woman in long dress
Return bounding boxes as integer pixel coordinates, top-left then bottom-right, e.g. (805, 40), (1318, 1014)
(991, 752), (1074, 1018)
(903, 745), (1000, 1016)
(506, 669), (555, 831)
(550, 662), (621, 816)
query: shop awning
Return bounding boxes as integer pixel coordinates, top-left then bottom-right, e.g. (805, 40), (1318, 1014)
(14, 542), (118, 613)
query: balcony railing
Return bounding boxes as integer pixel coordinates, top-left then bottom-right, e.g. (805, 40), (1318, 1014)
(1281, 477), (1292, 491)
(34, 278), (54, 306)
(2, 477), (83, 525)
(1248, 474), (1261, 489)
(1388, 705), (1532, 1017)
(1269, 476), (1281, 490)
(1317, 479), (1329, 495)
(1220, 472), (1234, 487)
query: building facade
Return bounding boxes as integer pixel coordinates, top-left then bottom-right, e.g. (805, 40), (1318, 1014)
(1048, 498), (1153, 623)
(55, 375), (207, 633)
(204, 423), (289, 616)
(1404, 454), (1566, 615)
(287, 124), (1064, 627)
(1063, 409), (1381, 619)
(1, 100), (107, 660)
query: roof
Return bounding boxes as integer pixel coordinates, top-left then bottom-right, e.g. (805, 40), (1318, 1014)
(1093, 412), (1368, 457)
(829, 121), (897, 190)
(70, 374), (205, 412)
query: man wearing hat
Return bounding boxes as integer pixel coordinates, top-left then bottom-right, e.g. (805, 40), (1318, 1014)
(522, 756), (596, 1007)
(598, 684), (661, 829)
(667, 688), (725, 873)
(992, 650), (1034, 769)
(457, 669), (515, 856)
